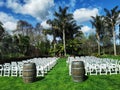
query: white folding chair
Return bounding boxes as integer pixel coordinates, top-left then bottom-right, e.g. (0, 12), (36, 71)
(85, 62), (91, 75)
(99, 64), (107, 75)
(3, 63), (11, 76)
(108, 63), (117, 75)
(11, 62), (18, 76)
(89, 63), (98, 75)
(17, 62), (23, 77)
(0, 64), (3, 76)
(36, 65), (44, 77)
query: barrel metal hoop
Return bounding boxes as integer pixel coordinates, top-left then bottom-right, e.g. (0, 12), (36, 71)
(72, 68), (84, 69)
(23, 69), (36, 72)
(72, 76), (84, 77)
(23, 77), (35, 78)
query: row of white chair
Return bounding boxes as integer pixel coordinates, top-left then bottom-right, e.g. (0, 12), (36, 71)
(0, 57), (58, 77)
(67, 56), (120, 75)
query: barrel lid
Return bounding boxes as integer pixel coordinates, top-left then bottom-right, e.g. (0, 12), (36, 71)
(23, 63), (36, 66)
(72, 61), (84, 67)
(24, 62), (35, 64)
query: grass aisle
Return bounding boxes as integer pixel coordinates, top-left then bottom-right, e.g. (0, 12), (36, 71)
(0, 58), (120, 90)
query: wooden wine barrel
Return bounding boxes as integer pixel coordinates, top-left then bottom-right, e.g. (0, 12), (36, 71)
(22, 63), (36, 83)
(71, 61), (85, 82)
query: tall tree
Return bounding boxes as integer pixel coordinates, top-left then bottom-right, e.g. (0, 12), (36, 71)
(47, 19), (59, 56)
(104, 6), (120, 56)
(54, 7), (69, 56)
(119, 24), (120, 45)
(0, 21), (5, 40)
(90, 15), (104, 55)
(54, 6), (79, 56)
(101, 21), (113, 54)
(14, 20), (33, 36)
(35, 23), (42, 35)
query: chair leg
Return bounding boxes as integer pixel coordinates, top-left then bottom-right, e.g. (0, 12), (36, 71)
(4, 69), (10, 76)
(90, 69), (97, 75)
(100, 69), (107, 75)
(0, 70), (3, 76)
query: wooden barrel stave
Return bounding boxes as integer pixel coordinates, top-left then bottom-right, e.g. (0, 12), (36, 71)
(22, 63), (36, 83)
(71, 61), (85, 82)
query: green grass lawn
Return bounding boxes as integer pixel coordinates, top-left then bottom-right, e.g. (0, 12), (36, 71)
(0, 58), (120, 90)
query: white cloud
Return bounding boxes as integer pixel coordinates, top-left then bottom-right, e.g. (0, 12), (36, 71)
(81, 26), (95, 33)
(6, 0), (22, 13)
(73, 8), (99, 23)
(41, 20), (51, 29)
(6, 0), (54, 21)
(0, 12), (17, 31)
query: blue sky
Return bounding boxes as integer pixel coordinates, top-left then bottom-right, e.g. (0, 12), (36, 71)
(0, 0), (120, 35)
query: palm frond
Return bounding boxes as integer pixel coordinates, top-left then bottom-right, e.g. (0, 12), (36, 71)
(104, 8), (111, 17)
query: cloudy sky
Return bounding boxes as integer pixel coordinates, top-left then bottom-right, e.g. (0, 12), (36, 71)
(0, 0), (120, 34)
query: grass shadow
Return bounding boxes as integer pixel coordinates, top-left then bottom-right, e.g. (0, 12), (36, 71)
(35, 77), (45, 82)
(71, 75), (89, 83)
(84, 75), (88, 81)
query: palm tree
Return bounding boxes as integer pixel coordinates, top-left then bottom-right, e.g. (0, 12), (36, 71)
(47, 19), (59, 56)
(47, 7), (81, 56)
(104, 6), (120, 56)
(90, 15), (104, 55)
(54, 6), (74, 56)
(66, 20), (82, 40)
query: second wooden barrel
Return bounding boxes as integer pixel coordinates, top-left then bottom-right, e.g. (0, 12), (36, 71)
(22, 63), (36, 83)
(71, 61), (85, 82)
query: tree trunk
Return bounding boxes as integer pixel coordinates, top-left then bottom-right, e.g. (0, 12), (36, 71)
(96, 33), (100, 55)
(119, 24), (120, 45)
(63, 27), (66, 56)
(53, 27), (56, 56)
(113, 27), (117, 56)
(53, 41), (56, 56)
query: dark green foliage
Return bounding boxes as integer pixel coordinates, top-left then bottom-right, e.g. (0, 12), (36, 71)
(67, 31), (84, 55)
(35, 40), (51, 56)
(0, 34), (30, 59)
